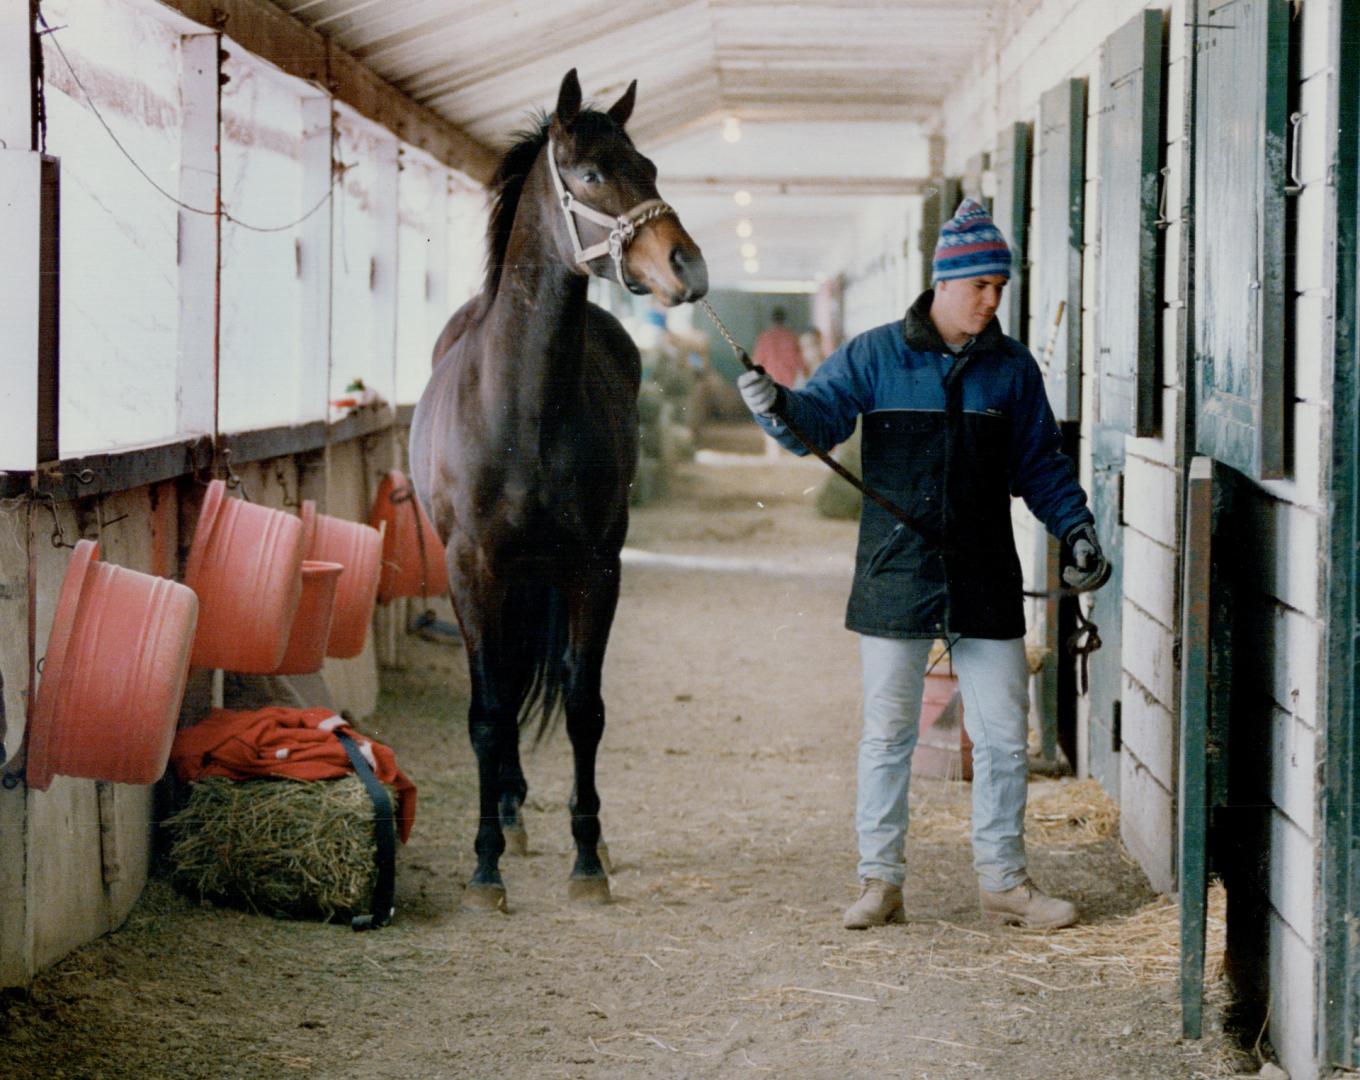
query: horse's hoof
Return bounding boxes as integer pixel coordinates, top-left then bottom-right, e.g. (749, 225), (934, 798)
(597, 841), (613, 874)
(462, 884), (508, 913)
(503, 826), (528, 857)
(568, 876), (612, 905)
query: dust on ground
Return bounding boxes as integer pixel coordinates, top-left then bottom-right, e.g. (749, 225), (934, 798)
(1, 428), (1257, 1079)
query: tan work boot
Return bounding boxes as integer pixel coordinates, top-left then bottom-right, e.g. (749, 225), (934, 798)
(979, 878), (1078, 929)
(843, 878), (906, 929)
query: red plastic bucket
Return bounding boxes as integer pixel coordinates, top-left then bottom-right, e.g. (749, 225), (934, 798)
(270, 560), (344, 675)
(368, 469), (448, 603)
(300, 501), (384, 658)
(27, 540), (199, 790)
(185, 480), (305, 672)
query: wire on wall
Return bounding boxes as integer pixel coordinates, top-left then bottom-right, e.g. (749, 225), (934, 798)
(36, 12), (344, 234)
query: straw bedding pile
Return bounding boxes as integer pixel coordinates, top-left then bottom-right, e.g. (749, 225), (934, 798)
(911, 776), (1119, 845)
(165, 776), (383, 920)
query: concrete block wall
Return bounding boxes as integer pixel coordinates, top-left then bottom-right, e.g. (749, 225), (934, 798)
(939, 2), (1341, 1074)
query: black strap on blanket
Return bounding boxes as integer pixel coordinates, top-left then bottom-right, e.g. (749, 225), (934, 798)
(334, 730), (396, 931)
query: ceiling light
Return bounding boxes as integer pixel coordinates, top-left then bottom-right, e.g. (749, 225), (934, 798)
(734, 190), (752, 207)
(722, 116), (742, 143)
(740, 242), (758, 259)
(736, 219), (753, 238)
(744, 258), (760, 274)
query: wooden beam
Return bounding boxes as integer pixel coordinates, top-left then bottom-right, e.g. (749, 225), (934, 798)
(660, 175), (929, 198)
(153, 0), (498, 183)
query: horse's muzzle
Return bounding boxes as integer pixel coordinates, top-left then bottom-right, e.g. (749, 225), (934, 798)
(670, 244), (709, 302)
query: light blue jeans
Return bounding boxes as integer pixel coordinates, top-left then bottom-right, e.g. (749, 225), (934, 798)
(856, 635), (1030, 893)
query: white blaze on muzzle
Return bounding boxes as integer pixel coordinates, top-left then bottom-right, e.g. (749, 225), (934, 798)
(546, 138), (677, 289)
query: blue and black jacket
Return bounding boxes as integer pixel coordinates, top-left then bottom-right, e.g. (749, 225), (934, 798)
(758, 290), (1093, 640)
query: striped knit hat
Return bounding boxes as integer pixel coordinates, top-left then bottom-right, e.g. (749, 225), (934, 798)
(932, 198), (1011, 282)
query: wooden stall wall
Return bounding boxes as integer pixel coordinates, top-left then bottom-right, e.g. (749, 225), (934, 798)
(0, 0), (488, 990)
(941, 1), (1339, 1074)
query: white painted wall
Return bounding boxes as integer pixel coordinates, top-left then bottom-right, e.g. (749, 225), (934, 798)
(40, 0), (183, 455)
(839, 196), (917, 338)
(34, 2), (489, 451)
(218, 49), (306, 434)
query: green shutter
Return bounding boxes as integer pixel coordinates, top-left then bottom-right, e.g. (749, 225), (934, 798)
(1096, 9), (1164, 436)
(1036, 79), (1087, 421)
(920, 176), (961, 287)
(993, 122), (1032, 343)
(1192, 0), (1289, 480)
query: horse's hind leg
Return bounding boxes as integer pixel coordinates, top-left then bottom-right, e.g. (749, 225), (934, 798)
(564, 566), (619, 904)
(498, 744), (529, 856)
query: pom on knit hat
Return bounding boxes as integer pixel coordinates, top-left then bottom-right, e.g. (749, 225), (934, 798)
(932, 198), (1011, 282)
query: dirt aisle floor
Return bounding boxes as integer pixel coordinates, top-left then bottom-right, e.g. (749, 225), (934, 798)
(3, 439), (1256, 1079)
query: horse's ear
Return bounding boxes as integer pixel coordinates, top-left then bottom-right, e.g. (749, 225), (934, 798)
(555, 69), (582, 128)
(607, 80), (637, 127)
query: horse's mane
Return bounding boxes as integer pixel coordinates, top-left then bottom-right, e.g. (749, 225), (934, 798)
(477, 105), (617, 313)
(479, 110), (550, 310)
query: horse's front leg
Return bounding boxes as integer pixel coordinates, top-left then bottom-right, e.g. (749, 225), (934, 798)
(454, 572), (515, 913)
(463, 663), (517, 912)
(564, 567), (619, 904)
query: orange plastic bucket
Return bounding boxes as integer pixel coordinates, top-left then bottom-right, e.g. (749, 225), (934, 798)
(270, 560), (344, 675)
(300, 501), (384, 659)
(185, 480), (305, 672)
(27, 540), (199, 790)
(368, 469), (448, 603)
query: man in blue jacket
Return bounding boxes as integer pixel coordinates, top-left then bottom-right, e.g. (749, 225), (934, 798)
(738, 199), (1108, 930)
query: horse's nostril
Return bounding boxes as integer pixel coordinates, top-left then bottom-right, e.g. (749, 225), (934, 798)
(670, 246), (708, 298)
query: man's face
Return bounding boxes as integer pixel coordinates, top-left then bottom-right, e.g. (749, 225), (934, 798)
(932, 275), (1007, 343)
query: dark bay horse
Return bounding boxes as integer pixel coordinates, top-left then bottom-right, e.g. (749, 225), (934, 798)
(409, 70), (708, 911)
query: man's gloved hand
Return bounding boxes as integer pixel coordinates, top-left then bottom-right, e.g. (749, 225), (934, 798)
(1062, 522), (1111, 591)
(737, 367), (779, 418)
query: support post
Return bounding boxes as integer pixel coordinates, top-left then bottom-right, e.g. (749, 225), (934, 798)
(298, 96), (333, 424)
(0, 0), (36, 988)
(370, 133), (399, 406)
(175, 32), (221, 441)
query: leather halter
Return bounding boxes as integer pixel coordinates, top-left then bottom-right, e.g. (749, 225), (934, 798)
(546, 138), (676, 288)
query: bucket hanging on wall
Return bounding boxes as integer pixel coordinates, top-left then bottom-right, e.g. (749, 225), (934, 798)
(270, 560), (345, 676)
(26, 539), (199, 790)
(300, 501), (384, 658)
(368, 469), (448, 603)
(185, 479), (305, 672)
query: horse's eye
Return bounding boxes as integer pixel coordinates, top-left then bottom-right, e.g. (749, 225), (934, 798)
(579, 168), (603, 186)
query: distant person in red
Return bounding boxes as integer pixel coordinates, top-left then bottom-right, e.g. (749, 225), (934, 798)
(753, 307), (809, 389)
(752, 308), (809, 458)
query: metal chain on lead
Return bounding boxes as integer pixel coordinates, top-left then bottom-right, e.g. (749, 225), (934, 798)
(699, 299), (747, 363)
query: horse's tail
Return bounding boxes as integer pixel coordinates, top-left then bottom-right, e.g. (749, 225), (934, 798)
(505, 583), (570, 744)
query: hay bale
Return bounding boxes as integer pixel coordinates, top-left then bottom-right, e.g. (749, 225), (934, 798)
(165, 775), (385, 920)
(814, 419), (863, 520)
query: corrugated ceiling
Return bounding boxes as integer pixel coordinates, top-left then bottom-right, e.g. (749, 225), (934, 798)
(267, 0), (1010, 286)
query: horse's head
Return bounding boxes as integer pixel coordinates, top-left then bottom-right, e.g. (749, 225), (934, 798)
(545, 69), (708, 306)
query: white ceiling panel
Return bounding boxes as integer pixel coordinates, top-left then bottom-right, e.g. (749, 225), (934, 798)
(266, 0), (1008, 286)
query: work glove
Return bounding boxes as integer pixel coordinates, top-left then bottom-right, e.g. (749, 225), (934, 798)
(1062, 522), (1111, 591)
(737, 366), (779, 418)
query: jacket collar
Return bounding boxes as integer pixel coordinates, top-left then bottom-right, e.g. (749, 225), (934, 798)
(902, 289), (1006, 355)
